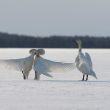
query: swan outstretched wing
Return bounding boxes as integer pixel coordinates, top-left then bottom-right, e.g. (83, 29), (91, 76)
(0, 59), (23, 71)
(34, 60), (53, 78)
(34, 57), (75, 75)
(85, 52), (92, 68)
(0, 56), (33, 72)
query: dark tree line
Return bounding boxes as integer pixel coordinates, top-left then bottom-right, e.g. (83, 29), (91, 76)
(0, 32), (110, 48)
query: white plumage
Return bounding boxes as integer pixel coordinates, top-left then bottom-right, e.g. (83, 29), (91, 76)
(34, 55), (75, 80)
(75, 39), (97, 81)
(0, 49), (37, 79)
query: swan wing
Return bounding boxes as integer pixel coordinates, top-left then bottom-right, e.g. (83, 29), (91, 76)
(34, 57), (75, 74)
(0, 56), (33, 72)
(85, 52), (92, 68)
(78, 61), (90, 74)
(34, 57), (53, 77)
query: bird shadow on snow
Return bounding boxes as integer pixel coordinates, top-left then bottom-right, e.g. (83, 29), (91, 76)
(41, 80), (110, 83)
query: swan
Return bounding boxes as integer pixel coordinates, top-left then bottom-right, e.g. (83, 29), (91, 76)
(33, 48), (48, 80)
(34, 49), (75, 80)
(0, 49), (37, 80)
(75, 39), (97, 81)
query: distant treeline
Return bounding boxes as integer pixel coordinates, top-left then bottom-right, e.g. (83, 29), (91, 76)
(0, 32), (110, 48)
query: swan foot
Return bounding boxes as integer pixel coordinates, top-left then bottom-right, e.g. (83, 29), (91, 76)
(82, 74), (85, 81)
(82, 74), (88, 81)
(34, 71), (40, 80)
(86, 75), (88, 81)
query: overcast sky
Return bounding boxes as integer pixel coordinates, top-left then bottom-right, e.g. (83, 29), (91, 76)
(0, 0), (110, 37)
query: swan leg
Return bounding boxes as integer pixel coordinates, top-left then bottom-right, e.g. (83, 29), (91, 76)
(82, 74), (85, 81)
(22, 71), (28, 80)
(86, 75), (88, 81)
(23, 74), (26, 80)
(34, 71), (40, 80)
(22, 71), (26, 80)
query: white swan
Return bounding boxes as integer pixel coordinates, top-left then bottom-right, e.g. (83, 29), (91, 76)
(34, 49), (75, 80)
(33, 48), (50, 80)
(0, 49), (37, 80)
(75, 39), (97, 81)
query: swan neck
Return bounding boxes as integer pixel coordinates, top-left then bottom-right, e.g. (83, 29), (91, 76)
(78, 42), (82, 53)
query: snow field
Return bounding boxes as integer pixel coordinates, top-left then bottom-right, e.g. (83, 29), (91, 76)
(0, 49), (110, 110)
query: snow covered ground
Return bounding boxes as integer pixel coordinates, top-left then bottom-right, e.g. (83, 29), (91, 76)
(0, 49), (110, 110)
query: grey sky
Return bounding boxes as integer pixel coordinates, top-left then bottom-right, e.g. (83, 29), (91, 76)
(0, 0), (110, 37)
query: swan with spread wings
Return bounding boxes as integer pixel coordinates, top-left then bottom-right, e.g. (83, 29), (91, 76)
(33, 49), (75, 80)
(0, 49), (38, 80)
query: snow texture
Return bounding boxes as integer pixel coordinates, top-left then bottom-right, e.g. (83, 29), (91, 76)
(0, 49), (110, 110)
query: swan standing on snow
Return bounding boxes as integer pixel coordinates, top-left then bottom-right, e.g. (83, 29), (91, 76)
(34, 49), (75, 80)
(33, 48), (48, 80)
(0, 49), (37, 80)
(75, 39), (97, 81)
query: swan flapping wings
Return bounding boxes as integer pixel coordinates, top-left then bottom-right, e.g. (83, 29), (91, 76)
(34, 57), (75, 75)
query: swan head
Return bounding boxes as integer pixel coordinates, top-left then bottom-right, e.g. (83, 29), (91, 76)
(75, 39), (82, 46)
(74, 39), (82, 52)
(29, 49), (37, 55)
(36, 48), (45, 57)
(73, 39), (81, 47)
